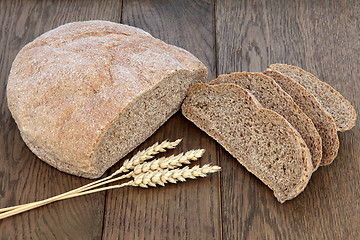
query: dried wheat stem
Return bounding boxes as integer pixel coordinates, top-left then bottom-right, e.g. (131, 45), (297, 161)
(0, 177), (115, 214)
(0, 139), (220, 221)
(0, 173), (133, 217)
(132, 164), (221, 188)
(0, 181), (134, 220)
(132, 149), (205, 175)
(113, 139), (182, 176)
(65, 182), (133, 198)
(75, 172), (133, 194)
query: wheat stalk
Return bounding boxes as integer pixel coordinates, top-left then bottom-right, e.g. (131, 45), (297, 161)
(37, 149), (205, 202)
(0, 149), (204, 214)
(57, 149), (205, 197)
(52, 165), (220, 197)
(0, 164), (220, 220)
(0, 139), (182, 214)
(0, 139), (219, 220)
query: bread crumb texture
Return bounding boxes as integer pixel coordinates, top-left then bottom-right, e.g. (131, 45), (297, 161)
(182, 83), (313, 203)
(263, 70), (339, 165)
(269, 64), (356, 131)
(210, 72), (323, 171)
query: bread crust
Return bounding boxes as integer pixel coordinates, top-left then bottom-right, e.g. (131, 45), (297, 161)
(7, 21), (207, 178)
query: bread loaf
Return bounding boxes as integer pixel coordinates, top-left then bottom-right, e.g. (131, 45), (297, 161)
(269, 64), (356, 131)
(6, 21), (207, 178)
(182, 83), (313, 203)
(210, 72), (322, 170)
(263, 70), (339, 165)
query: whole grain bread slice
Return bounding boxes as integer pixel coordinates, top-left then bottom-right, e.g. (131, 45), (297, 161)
(269, 64), (356, 131)
(182, 83), (313, 203)
(210, 72), (322, 170)
(263, 70), (339, 165)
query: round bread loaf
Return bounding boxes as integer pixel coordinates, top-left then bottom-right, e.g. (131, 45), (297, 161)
(7, 21), (207, 178)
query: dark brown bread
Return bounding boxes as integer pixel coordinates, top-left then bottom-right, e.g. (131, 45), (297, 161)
(210, 72), (322, 170)
(182, 83), (313, 203)
(6, 21), (208, 178)
(269, 64), (356, 132)
(263, 70), (339, 165)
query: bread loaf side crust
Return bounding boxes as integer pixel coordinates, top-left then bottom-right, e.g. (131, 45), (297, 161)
(7, 21), (207, 178)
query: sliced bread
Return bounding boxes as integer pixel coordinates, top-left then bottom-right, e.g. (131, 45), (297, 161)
(263, 70), (339, 165)
(210, 72), (322, 170)
(181, 83), (313, 203)
(269, 64), (356, 131)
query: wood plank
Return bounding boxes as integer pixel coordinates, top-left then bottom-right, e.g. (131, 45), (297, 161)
(120, 0), (216, 81)
(0, 0), (120, 239)
(216, 0), (359, 238)
(101, 0), (221, 239)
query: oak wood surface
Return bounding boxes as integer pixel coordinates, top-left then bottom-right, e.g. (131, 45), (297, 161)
(102, 1), (221, 239)
(0, 0), (120, 239)
(0, 0), (359, 239)
(216, 0), (359, 239)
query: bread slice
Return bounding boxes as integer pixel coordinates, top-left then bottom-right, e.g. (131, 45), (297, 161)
(6, 21), (208, 178)
(269, 64), (356, 131)
(182, 83), (313, 203)
(210, 72), (322, 171)
(263, 70), (339, 165)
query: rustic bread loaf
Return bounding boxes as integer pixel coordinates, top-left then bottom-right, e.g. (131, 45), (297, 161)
(263, 70), (339, 165)
(210, 72), (322, 171)
(182, 83), (313, 203)
(269, 64), (356, 131)
(6, 21), (208, 178)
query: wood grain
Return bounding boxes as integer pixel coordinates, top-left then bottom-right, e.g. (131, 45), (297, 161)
(216, 0), (359, 239)
(121, 0), (216, 81)
(0, 0), (120, 239)
(0, 0), (358, 239)
(101, 1), (221, 239)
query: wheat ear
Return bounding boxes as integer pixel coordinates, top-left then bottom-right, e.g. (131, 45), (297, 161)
(132, 164), (221, 188)
(113, 139), (182, 175)
(0, 165), (220, 220)
(0, 139), (182, 214)
(132, 149), (205, 175)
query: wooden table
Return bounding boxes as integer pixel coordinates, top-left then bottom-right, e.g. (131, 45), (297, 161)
(0, 0), (358, 239)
